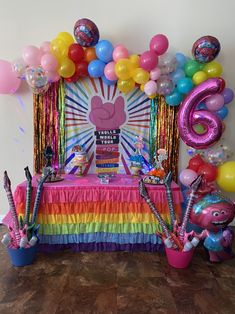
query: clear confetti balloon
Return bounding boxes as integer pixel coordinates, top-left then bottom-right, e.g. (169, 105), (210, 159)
(25, 66), (48, 88)
(156, 75), (174, 95)
(204, 144), (233, 166)
(158, 52), (178, 74)
(12, 58), (27, 79)
(31, 83), (49, 95)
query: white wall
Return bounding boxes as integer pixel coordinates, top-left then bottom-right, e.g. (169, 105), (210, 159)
(0, 0), (235, 216)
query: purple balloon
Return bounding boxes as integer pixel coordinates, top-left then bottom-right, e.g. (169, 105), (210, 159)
(222, 88), (234, 104)
(205, 93), (224, 111)
(177, 78), (224, 149)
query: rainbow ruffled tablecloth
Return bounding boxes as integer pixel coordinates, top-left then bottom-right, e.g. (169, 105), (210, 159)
(4, 174), (183, 252)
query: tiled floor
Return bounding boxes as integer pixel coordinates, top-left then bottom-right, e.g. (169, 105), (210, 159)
(0, 225), (235, 314)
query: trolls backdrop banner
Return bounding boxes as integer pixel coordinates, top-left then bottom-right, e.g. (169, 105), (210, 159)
(63, 78), (151, 174)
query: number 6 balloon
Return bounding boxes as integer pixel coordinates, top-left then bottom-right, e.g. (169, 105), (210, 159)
(177, 78), (224, 149)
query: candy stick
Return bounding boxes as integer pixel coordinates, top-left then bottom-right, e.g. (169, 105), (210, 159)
(139, 179), (181, 250)
(31, 170), (52, 224)
(164, 172), (176, 231)
(3, 171), (21, 246)
(24, 166), (32, 225)
(179, 175), (202, 243)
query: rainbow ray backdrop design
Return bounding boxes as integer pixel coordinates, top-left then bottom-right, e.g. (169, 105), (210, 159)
(64, 78), (151, 174)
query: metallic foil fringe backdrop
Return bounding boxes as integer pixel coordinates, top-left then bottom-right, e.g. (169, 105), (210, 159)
(33, 80), (65, 173)
(156, 95), (180, 181)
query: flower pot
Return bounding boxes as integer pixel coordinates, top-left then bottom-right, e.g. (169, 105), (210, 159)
(165, 246), (194, 269)
(7, 244), (38, 267)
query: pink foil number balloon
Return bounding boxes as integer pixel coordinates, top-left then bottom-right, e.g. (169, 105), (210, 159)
(177, 78), (224, 149)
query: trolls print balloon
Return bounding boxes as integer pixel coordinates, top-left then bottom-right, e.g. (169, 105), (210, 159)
(192, 36), (220, 63)
(74, 18), (99, 47)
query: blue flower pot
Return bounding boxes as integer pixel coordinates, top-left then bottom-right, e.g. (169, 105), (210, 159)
(7, 245), (38, 267)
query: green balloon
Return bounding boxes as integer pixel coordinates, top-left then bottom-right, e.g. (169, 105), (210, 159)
(193, 124), (206, 134)
(184, 60), (201, 77)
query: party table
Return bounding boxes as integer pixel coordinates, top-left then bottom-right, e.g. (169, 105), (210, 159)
(6, 174), (183, 252)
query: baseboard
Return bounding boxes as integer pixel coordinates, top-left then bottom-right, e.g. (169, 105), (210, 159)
(0, 215), (4, 224)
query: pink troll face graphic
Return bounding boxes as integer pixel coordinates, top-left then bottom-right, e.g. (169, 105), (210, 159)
(88, 95), (127, 174)
(190, 194), (235, 262)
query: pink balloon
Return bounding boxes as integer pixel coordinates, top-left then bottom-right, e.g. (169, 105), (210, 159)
(104, 61), (118, 81)
(46, 71), (60, 83)
(140, 50), (158, 72)
(112, 45), (129, 62)
(150, 34), (169, 55)
(0, 59), (21, 94)
(22, 45), (41, 66)
(179, 169), (198, 187)
(150, 67), (161, 81)
(205, 93), (224, 111)
(40, 41), (51, 53)
(41, 53), (58, 72)
(177, 78), (224, 149)
(144, 80), (157, 96)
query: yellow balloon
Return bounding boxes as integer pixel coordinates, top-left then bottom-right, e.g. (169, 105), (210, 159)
(216, 161), (235, 192)
(115, 59), (133, 80)
(140, 83), (145, 92)
(58, 58), (75, 78)
(148, 93), (157, 99)
(132, 68), (150, 84)
(129, 54), (140, 68)
(117, 78), (135, 93)
(192, 71), (208, 85)
(50, 38), (68, 61)
(203, 61), (223, 78)
(57, 32), (74, 46)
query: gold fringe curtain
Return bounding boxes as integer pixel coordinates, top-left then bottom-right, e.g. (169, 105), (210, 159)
(33, 80), (65, 173)
(156, 95), (180, 181)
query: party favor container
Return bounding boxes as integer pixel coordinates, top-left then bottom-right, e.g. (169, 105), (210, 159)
(7, 244), (38, 267)
(165, 247), (194, 269)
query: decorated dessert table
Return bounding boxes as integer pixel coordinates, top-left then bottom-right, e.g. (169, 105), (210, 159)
(12, 174), (183, 252)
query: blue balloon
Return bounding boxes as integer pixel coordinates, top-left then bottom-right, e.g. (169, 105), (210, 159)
(170, 68), (185, 84)
(95, 40), (114, 63)
(165, 90), (183, 106)
(102, 75), (117, 86)
(88, 59), (105, 78)
(177, 77), (193, 94)
(216, 106), (229, 120)
(196, 102), (207, 110)
(175, 52), (187, 68)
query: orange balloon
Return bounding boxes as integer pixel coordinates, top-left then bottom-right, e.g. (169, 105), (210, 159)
(84, 47), (97, 63)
